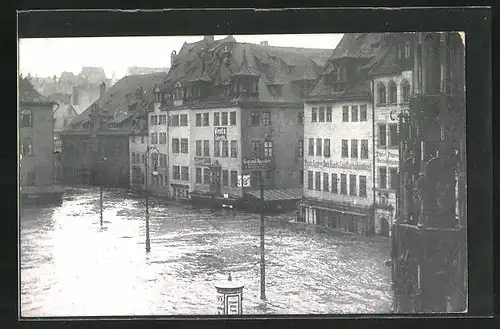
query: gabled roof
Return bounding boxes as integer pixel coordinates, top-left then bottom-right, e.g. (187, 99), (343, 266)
(19, 78), (53, 104)
(54, 103), (77, 116)
(68, 72), (167, 128)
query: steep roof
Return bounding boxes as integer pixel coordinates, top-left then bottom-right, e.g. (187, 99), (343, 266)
(47, 92), (72, 104)
(54, 103), (77, 116)
(330, 33), (385, 60)
(69, 72), (168, 128)
(19, 78), (53, 104)
(162, 35), (334, 102)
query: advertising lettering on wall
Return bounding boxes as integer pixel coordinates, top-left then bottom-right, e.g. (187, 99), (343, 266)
(304, 159), (371, 171)
(226, 295), (240, 315)
(390, 109), (409, 121)
(376, 150), (399, 165)
(194, 157), (211, 167)
(214, 127), (227, 141)
(242, 158), (272, 170)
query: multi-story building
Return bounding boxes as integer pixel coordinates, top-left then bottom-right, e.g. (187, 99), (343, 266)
(369, 33), (416, 236)
(19, 77), (63, 205)
(146, 35), (331, 209)
(60, 72), (167, 187)
(52, 103), (79, 152)
(129, 123), (148, 190)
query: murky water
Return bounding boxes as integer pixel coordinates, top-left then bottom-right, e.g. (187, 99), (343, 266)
(20, 187), (393, 317)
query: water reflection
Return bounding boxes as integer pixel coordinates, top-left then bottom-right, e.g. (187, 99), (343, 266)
(20, 187), (392, 317)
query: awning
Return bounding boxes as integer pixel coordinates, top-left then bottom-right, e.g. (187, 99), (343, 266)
(245, 188), (303, 202)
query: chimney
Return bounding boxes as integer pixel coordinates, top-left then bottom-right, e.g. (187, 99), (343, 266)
(261, 41), (268, 46)
(100, 82), (106, 98)
(204, 35), (215, 44)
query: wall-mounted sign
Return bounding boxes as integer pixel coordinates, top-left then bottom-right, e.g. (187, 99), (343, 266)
(194, 157), (212, 167)
(390, 109), (409, 121)
(304, 159), (371, 171)
(243, 158), (272, 170)
(237, 174), (251, 187)
(214, 127), (227, 141)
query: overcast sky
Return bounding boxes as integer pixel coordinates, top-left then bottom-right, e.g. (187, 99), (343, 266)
(18, 34), (343, 80)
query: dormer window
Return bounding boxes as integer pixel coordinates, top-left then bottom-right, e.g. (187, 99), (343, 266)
(153, 86), (161, 103)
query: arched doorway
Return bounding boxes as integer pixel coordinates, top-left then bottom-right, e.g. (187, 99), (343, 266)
(380, 217), (390, 237)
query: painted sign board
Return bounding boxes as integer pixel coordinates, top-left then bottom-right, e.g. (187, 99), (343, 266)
(194, 157), (211, 166)
(214, 127), (227, 141)
(227, 295), (240, 315)
(216, 293), (224, 315)
(304, 159), (371, 171)
(237, 174), (251, 187)
(243, 158), (272, 170)
(390, 109), (409, 121)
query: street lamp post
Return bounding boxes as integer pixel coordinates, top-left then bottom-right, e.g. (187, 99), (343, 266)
(144, 145), (160, 253)
(259, 180), (266, 301)
(99, 156), (107, 227)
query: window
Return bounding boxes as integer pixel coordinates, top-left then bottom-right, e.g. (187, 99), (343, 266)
(264, 141), (273, 157)
(340, 174), (347, 195)
(300, 170), (304, 186)
(390, 168), (399, 190)
(389, 123), (398, 147)
(141, 136), (145, 144)
(196, 140), (202, 156)
(214, 112), (220, 126)
(316, 138), (322, 156)
(202, 113), (209, 126)
(351, 105), (358, 122)
(21, 137), (33, 156)
(315, 172), (321, 191)
(311, 108), (317, 122)
(326, 107), (332, 122)
(151, 133), (158, 144)
(379, 124), (387, 147)
(173, 166), (180, 180)
(331, 173), (338, 194)
(307, 171), (313, 190)
(252, 141), (261, 158)
(308, 138), (314, 156)
(181, 166), (189, 181)
(351, 139), (358, 158)
(150, 115), (156, 126)
(349, 174), (357, 196)
(341, 139), (348, 158)
(196, 167), (202, 183)
(160, 154), (167, 166)
(342, 106), (349, 122)
(318, 107), (325, 122)
(231, 140), (238, 158)
(379, 167), (387, 189)
(230, 111), (237, 125)
(360, 105), (367, 121)
(222, 170), (229, 186)
(251, 171), (262, 187)
(195, 113), (202, 126)
(262, 111), (271, 125)
(21, 109), (33, 127)
(359, 176), (367, 197)
(251, 112), (260, 125)
(63, 118), (69, 127)
(203, 140), (210, 156)
(389, 82), (397, 104)
(297, 140), (304, 157)
(171, 114), (180, 126)
(214, 140), (221, 157)
(361, 140), (369, 159)
(231, 171), (238, 187)
(323, 173), (329, 192)
(160, 115), (167, 125)
(222, 140), (229, 157)
(172, 138), (180, 153)
(180, 114), (188, 126)
(377, 83), (387, 104)
(298, 111), (304, 124)
(25, 172), (36, 186)
(221, 112), (228, 126)
(402, 80), (411, 103)
(159, 132), (167, 144)
(181, 138), (189, 153)
(404, 41), (411, 58)
(203, 168), (210, 184)
(131, 152), (136, 164)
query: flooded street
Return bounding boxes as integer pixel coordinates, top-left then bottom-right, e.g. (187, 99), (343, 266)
(20, 187), (393, 317)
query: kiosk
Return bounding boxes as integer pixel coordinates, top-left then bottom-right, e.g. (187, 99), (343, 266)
(215, 273), (245, 315)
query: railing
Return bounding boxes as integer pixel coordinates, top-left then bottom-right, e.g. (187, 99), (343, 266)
(391, 222), (467, 313)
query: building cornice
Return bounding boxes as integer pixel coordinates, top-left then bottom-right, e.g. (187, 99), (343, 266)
(305, 93), (372, 104)
(159, 100), (305, 111)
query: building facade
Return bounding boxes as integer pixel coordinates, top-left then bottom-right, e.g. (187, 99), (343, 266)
(19, 78), (63, 205)
(143, 35), (331, 209)
(129, 131), (148, 189)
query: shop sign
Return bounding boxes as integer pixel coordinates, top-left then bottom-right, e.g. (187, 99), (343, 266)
(194, 157), (211, 166)
(243, 158), (272, 170)
(390, 109), (409, 121)
(214, 127), (227, 141)
(304, 159), (371, 171)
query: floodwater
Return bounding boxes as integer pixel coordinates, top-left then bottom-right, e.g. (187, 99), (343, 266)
(20, 187), (393, 317)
